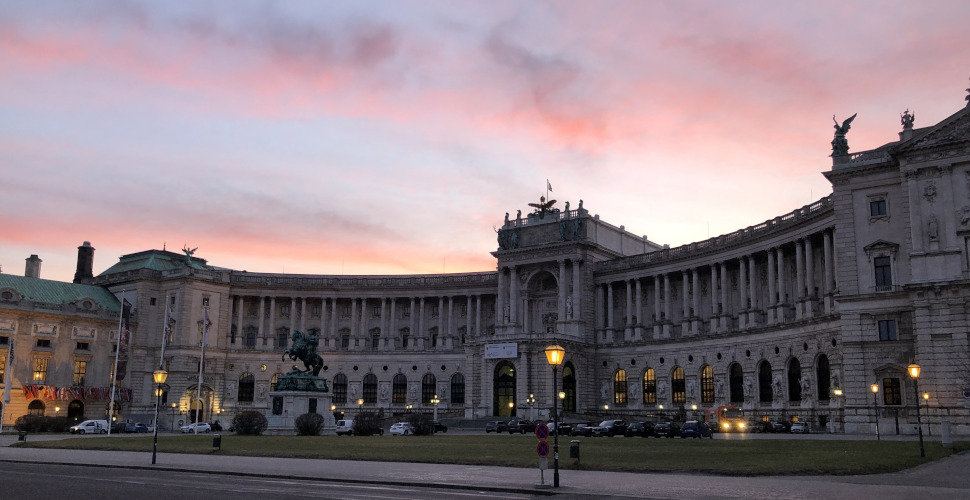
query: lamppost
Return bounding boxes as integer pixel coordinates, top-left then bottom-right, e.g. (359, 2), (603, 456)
(508, 401), (514, 417)
(922, 392), (931, 436)
(357, 398), (364, 414)
(908, 364), (925, 458)
(431, 395), (440, 428)
(170, 403), (177, 433)
(870, 383), (880, 440)
(526, 394), (536, 421)
(55, 406), (60, 417)
(558, 391), (565, 421)
(544, 344), (565, 488)
(151, 369), (168, 465)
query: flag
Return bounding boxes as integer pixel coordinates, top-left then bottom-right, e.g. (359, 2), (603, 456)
(115, 299), (131, 381)
(2, 338), (12, 405)
(547, 180), (553, 192)
(159, 300), (176, 369)
(200, 307), (211, 371)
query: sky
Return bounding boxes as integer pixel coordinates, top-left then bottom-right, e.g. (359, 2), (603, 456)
(2, 1), (969, 283)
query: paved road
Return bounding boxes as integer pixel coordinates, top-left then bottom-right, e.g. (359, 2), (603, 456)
(1, 433), (968, 499)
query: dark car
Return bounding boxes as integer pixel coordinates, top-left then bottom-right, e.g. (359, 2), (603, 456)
(680, 420), (714, 439)
(110, 421), (125, 433)
(654, 421), (681, 438)
(591, 419), (628, 437)
(124, 422), (149, 433)
(507, 419), (537, 434)
(764, 421), (789, 433)
(432, 421), (448, 433)
(570, 423), (594, 437)
(485, 421), (508, 433)
(624, 421), (655, 437)
(550, 421), (572, 436)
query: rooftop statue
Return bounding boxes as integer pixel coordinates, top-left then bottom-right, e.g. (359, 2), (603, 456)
(901, 109), (915, 129)
(528, 195), (558, 219)
(181, 244), (197, 264)
(831, 113), (857, 156)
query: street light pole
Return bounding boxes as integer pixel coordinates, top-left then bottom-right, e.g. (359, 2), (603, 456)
(151, 369), (168, 465)
(870, 383), (880, 440)
(544, 344), (565, 489)
(908, 364), (925, 458)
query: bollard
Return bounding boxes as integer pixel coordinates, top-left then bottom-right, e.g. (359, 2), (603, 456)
(18, 431), (27, 443)
(212, 434), (222, 450)
(569, 439), (580, 461)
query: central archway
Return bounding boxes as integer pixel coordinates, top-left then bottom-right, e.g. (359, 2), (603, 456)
(493, 361), (516, 417)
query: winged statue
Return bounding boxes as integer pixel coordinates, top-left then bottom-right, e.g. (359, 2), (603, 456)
(831, 113), (857, 156)
(528, 195), (558, 219)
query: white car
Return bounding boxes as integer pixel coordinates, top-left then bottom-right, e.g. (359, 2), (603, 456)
(389, 422), (413, 435)
(180, 422), (211, 433)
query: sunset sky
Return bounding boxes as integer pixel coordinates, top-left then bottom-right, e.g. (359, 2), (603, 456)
(2, 1), (969, 283)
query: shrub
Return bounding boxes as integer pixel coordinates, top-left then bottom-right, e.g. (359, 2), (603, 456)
(231, 410), (268, 435)
(295, 412), (324, 436)
(405, 412), (434, 436)
(352, 411), (384, 436)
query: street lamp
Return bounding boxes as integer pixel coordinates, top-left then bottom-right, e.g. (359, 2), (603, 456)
(151, 369), (168, 465)
(55, 406), (60, 417)
(544, 344), (565, 488)
(908, 363), (925, 458)
(357, 398), (364, 413)
(923, 392), (931, 436)
(526, 394), (536, 421)
(558, 392), (565, 421)
(170, 403), (177, 433)
(870, 383), (880, 440)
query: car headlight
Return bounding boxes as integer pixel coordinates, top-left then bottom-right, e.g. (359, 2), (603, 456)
(738, 423), (745, 429)
(722, 423), (729, 429)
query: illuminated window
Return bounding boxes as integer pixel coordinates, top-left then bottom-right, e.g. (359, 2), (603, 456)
(392, 374), (407, 404)
(671, 366), (685, 404)
(362, 374), (378, 404)
(332, 373), (347, 404)
(642, 369), (656, 404)
(701, 365), (714, 404)
(33, 357), (49, 384)
(613, 369), (628, 404)
(73, 360), (87, 386)
(422, 374), (436, 404)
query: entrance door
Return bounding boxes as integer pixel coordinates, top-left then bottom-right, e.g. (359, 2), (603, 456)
(493, 361), (516, 417)
(562, 362), (577, 413)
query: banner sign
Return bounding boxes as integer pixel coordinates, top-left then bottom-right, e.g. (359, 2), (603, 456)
(484, 343), (518, 359)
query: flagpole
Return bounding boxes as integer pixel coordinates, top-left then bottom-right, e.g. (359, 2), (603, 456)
(194, 306), (208, 434)
(108, 291), (125, 435)
(1, 338), (12, 434)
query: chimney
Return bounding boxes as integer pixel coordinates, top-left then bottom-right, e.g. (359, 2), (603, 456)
(25, 254), (42, 278)
(74, 241), (95, 283)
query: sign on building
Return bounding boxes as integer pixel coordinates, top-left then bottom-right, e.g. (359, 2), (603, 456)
(484, 342), (517, 359)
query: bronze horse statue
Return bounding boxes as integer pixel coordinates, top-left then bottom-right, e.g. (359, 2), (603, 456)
(282, 330), (324, 376)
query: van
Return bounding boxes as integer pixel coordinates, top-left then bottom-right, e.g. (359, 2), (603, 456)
(335, 419), (354, 436)
(69, 419), (108, 434)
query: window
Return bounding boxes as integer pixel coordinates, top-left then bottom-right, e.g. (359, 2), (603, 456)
(372, 306), (381, 318)
(244, 328), (257, 348)
(451, 373), (465, 405)
(758, 362), (773, 402)
(363, 374), (378, 404)
(33, 357), (49, 383)
(701, 365), (715, 404)
(280, 304), (290, 317)
(150, 297), (156, 306)
(73, 360), (87, 386)
(613, 370), (628, 404)
(787, 359), (801, 401)
(36, 339), (51, 348)
(76, 342), (89, 351)
(392, 374), (407, 404)
(883, 377), (902, 405)
(402, 304), (411, 318)
(341, 332), (350, 350)
(371, 330), (380, 350)
(642, 369), (656, 404)
(431, 305), (439, 318)
(342, 305), (351, 318)
(28, 400), (45, 416)
(878, 319), (897, 341)
(0, 354), (5, 384)
(817, 355), (831, 401)
(277, 330), (289, 348)
(332, 373), (348, 404)
(401, 328), (410, 349)
(422, 374), (436, 404)
(202, 297), (209, 307)
(869, 199), (887, 217)
(270, 373), (281, 391)
(431, 328), (439, 348)
(874, 256), (892, 288)
(671, 366), (685, 404)
(729, 363), (744, 403)
(312, 304), (321, 316)
(238, 373), (255, 402)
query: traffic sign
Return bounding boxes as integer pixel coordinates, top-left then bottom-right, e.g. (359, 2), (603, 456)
(535, 423), (549, 440)
(536, 441), (550, 457)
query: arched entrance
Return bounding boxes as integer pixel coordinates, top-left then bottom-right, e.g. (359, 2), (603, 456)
(562, 362), (576, 413)
(493, 361), (516, 417)
(190, 398), (205, 423)
(67, 400), (84, 422)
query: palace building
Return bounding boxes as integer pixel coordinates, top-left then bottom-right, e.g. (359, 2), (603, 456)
(3, 97), (970, 436)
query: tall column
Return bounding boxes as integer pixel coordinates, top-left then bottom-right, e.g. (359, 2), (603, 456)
(558, 260), (567, 325)
(290, 297), (297, 335)
(595, 284), (604, 329)
(235, 296), (243, 343)
(466, 295), (473, 341)
(748, 256), (757, 326)
(329, 298), (338, 345)
(607, 282), (614, 331)
(681, 272), (689, 320)
(663, 274), (672, 338)
(767, 250), (777, 324)
(300, 297), (307, 333)
(719, 264), (728, 331)
(388, 298), (395, 350)
(497, 267), (506, 326)
(691, 270), (700, 318)
(350, 298), (358, 348)
(710, 265), (719, 332)
(257, 296), (265, 340)
(653, 276), (662, 338)
(634, 278), (643, 339)
(409, 297), (416, 350)
(475, 295), (482, 339)
(509, 266), (519, 327)
(268, 297), (276, 345)
(823, 230), (834, 314)
(418, 297), (426, 349)
(795, 240), (805, 321)
(625, 279), (633, 340)
(739, 258), (748, 330)
(447, 296), (454, 349)
(776, 247), (786, 323)
(572, 260), (582, 323)
(805, 237), (815, 318)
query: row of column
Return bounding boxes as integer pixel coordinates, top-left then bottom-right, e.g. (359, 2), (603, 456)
(597, 230), (836, 339)
(232, 294), (491, 351)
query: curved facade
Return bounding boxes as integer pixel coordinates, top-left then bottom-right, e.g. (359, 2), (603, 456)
(2, 100), (969, 436)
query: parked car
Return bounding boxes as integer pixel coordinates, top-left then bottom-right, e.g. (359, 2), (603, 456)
(654, 421), (681, 438)
(547, 421), (572, 436)
(485, 420), (508, 433)
(432, 421), (448, 433)
(624, 421), (655, 438)
(768, 421), (790, 433)
(124, 422), (150, 433)
(335, 419), (354, 436)
(69, 419), (108, 434)
(570, 423), (594, 437)
(389, 422), (413, 435)
(180, 422), (211, 433)
(110, 421), (125, 433)
(507, 419), (537, 434)
(790, 422), (809, 434)
(591, 420), (628, 437)
(680, 420), (714, 439)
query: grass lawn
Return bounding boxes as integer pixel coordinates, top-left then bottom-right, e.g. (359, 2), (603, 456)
(16, 434), (968, 476)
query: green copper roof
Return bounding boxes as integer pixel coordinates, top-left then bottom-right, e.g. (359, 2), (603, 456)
(0, 273), (120, 311)
(98, 249), (211, 276)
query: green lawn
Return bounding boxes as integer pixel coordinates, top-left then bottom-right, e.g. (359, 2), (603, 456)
(16, 434), (967, 476)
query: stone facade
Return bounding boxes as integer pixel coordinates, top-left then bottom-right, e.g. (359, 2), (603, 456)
(2, 99), (969, 436)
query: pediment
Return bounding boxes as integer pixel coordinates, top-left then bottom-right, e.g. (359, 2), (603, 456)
(899, 106), (970, 152)
(863, 240), (899, 253)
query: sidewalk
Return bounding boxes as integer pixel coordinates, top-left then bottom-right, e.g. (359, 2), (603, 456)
(1, 435), (968, 499)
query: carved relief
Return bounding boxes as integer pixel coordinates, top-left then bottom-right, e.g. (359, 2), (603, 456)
(924, 182), (938, 202)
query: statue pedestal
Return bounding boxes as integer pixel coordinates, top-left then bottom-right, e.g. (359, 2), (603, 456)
(265, 391), (334, 435)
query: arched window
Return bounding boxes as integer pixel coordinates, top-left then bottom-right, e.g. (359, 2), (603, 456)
(450, 373), (465, 404)
(362, 374), (378, 404)
(643, 368), (657, 405)
(422, 374), (436, 404)
(729, 363), (744, 403)
(787, 358), (802, 401)
(106, 401), (120, 417)
(701, 365), (715, 404)
(816, 355), (831, 401)
(333, 373), (348, 404)
(67, 400), (84, 420)
(270, 372), (282, 391)
(392, 374), (407, 404)
(562, 362), (576, 413)
(758, 361), (773, 402)
(28, 399), (45, 416)
(672, 367), (686, 404)
(238, 372), (255, 402)
(613, 369), (628, 404)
